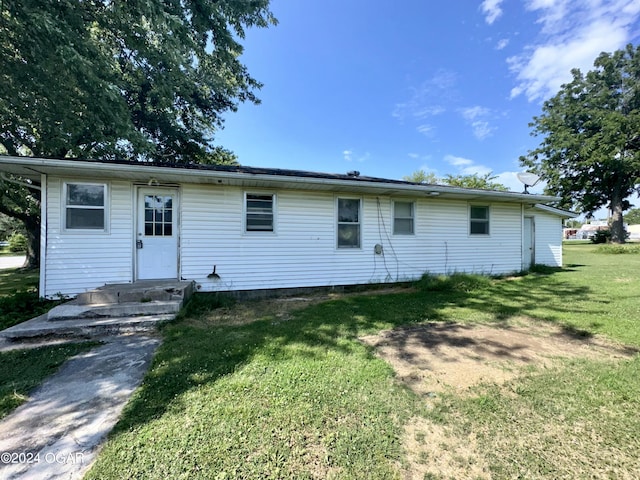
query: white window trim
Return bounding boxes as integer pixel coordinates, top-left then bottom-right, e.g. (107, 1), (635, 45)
(336, 196), (362, 249)
(243, 191), (277, 234)
(62, 181), (109, 233)
(469, 204), (490, 236)
(392, 200), (416, 235)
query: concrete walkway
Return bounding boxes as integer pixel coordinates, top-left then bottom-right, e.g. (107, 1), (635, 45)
(0, 335), (161, 480)
(0, 255), (26, 270)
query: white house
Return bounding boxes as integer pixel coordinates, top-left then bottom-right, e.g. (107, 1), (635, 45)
(0, 156), (574, 298)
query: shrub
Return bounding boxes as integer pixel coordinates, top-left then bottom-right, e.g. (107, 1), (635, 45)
(175, 292), (236, 319)
(7, 233), (27, 253)
(0, 291), (64, 330)
(596, 244), (640, 254)
(416, 272), (492, 293)
(590, 229), (611, 244)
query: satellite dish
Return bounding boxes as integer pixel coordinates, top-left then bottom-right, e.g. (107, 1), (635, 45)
(516, 172), (540, 194)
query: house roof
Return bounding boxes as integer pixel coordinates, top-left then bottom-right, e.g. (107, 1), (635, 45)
(532, 204), (576, 218)
(0, 155), (562, 206)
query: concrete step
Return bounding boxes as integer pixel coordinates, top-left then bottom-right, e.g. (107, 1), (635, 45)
(47, 300), (181, 321)
(75, 280), (195, 305)
(0, 314), (175, 340)
(0, 280), (195, 342)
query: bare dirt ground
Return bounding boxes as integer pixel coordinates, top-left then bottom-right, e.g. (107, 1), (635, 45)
(359, 320), (635, 397)
(360, 320), (637, 480)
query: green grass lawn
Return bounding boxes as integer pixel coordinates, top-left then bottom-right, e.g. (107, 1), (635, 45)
(86, 243), (640, 479)
(0, 262), (98, 421)
(0, 266), (67, 330)
(0, 342), (98, 419)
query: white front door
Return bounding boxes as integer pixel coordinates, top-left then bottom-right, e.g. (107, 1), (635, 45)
(136, 188), (178, 280)
(523, 216), (535, 270)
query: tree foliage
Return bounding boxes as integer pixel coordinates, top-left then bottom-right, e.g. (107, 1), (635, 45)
(0, 0), (275, 161)
(521, 44), (640, 243)
(402, 169), (439, 184)
(0, 0), (273, 267)
(442, 173), (509, 191)
(625, 207), (640, 225)
(403, 170), (508, 191)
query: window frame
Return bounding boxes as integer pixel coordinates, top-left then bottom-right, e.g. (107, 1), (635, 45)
(392, 200), (415, 235)
(62, 181), (109, 233)
(244, 192), (276, 234)
(336, 197), (362, 249)
(469, 204), (490, 236)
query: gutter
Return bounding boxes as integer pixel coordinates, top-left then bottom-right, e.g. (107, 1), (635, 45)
(0, 155), (561, 203)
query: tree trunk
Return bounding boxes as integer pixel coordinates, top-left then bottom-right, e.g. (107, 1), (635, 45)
(22, 217), (40, 269)
(610, 183), (626, 244)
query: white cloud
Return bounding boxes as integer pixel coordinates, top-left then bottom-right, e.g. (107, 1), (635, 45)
(481, 0), (505, 24)
(510, 0), (640, 101)
(459, 106), (496, 140)
(470, 121), (494, 140)
(392, 69), (458, 122)
(416, 124), (435, 137)
(407, 153), (434, 163)
(496, 38), (510, 50)
(445, 155), (473, 168)
(445, 154), (493, 176)
(343, 149), (369, 163)
(460, 106), (490, 121)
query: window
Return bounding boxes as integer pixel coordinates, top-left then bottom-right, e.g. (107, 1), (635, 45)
(393, 201), (415, 235)
(245, 193), (274, 232)
(470, 205), (490, 235)
(337, 198), (361, 248)
(144, 195), (173, 236)
(64, 183), (106, 230)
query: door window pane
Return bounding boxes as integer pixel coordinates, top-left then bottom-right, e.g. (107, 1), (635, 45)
(144, 195), (174, 237)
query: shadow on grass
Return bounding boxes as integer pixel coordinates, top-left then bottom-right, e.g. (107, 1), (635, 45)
(109, 268), (598, 437)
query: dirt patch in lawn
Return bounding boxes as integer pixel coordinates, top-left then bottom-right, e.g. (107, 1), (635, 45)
(359, 320), (636, 397)
(360, 320), (638, 480)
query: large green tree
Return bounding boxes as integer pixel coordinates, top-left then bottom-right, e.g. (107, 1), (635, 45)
(625, 207), (640, 225)
(0, 0), (275, 267)
(521, 44), (640, 244)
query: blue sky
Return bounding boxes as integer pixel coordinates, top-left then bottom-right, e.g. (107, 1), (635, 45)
(216, 0), (640, 196)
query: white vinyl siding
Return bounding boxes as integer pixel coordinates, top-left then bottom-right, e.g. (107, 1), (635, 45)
(43, 178), (133, 297)
(180, 186), (526, 293)
(42, 177), (564, 297)
(525, 208), (564, 267)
